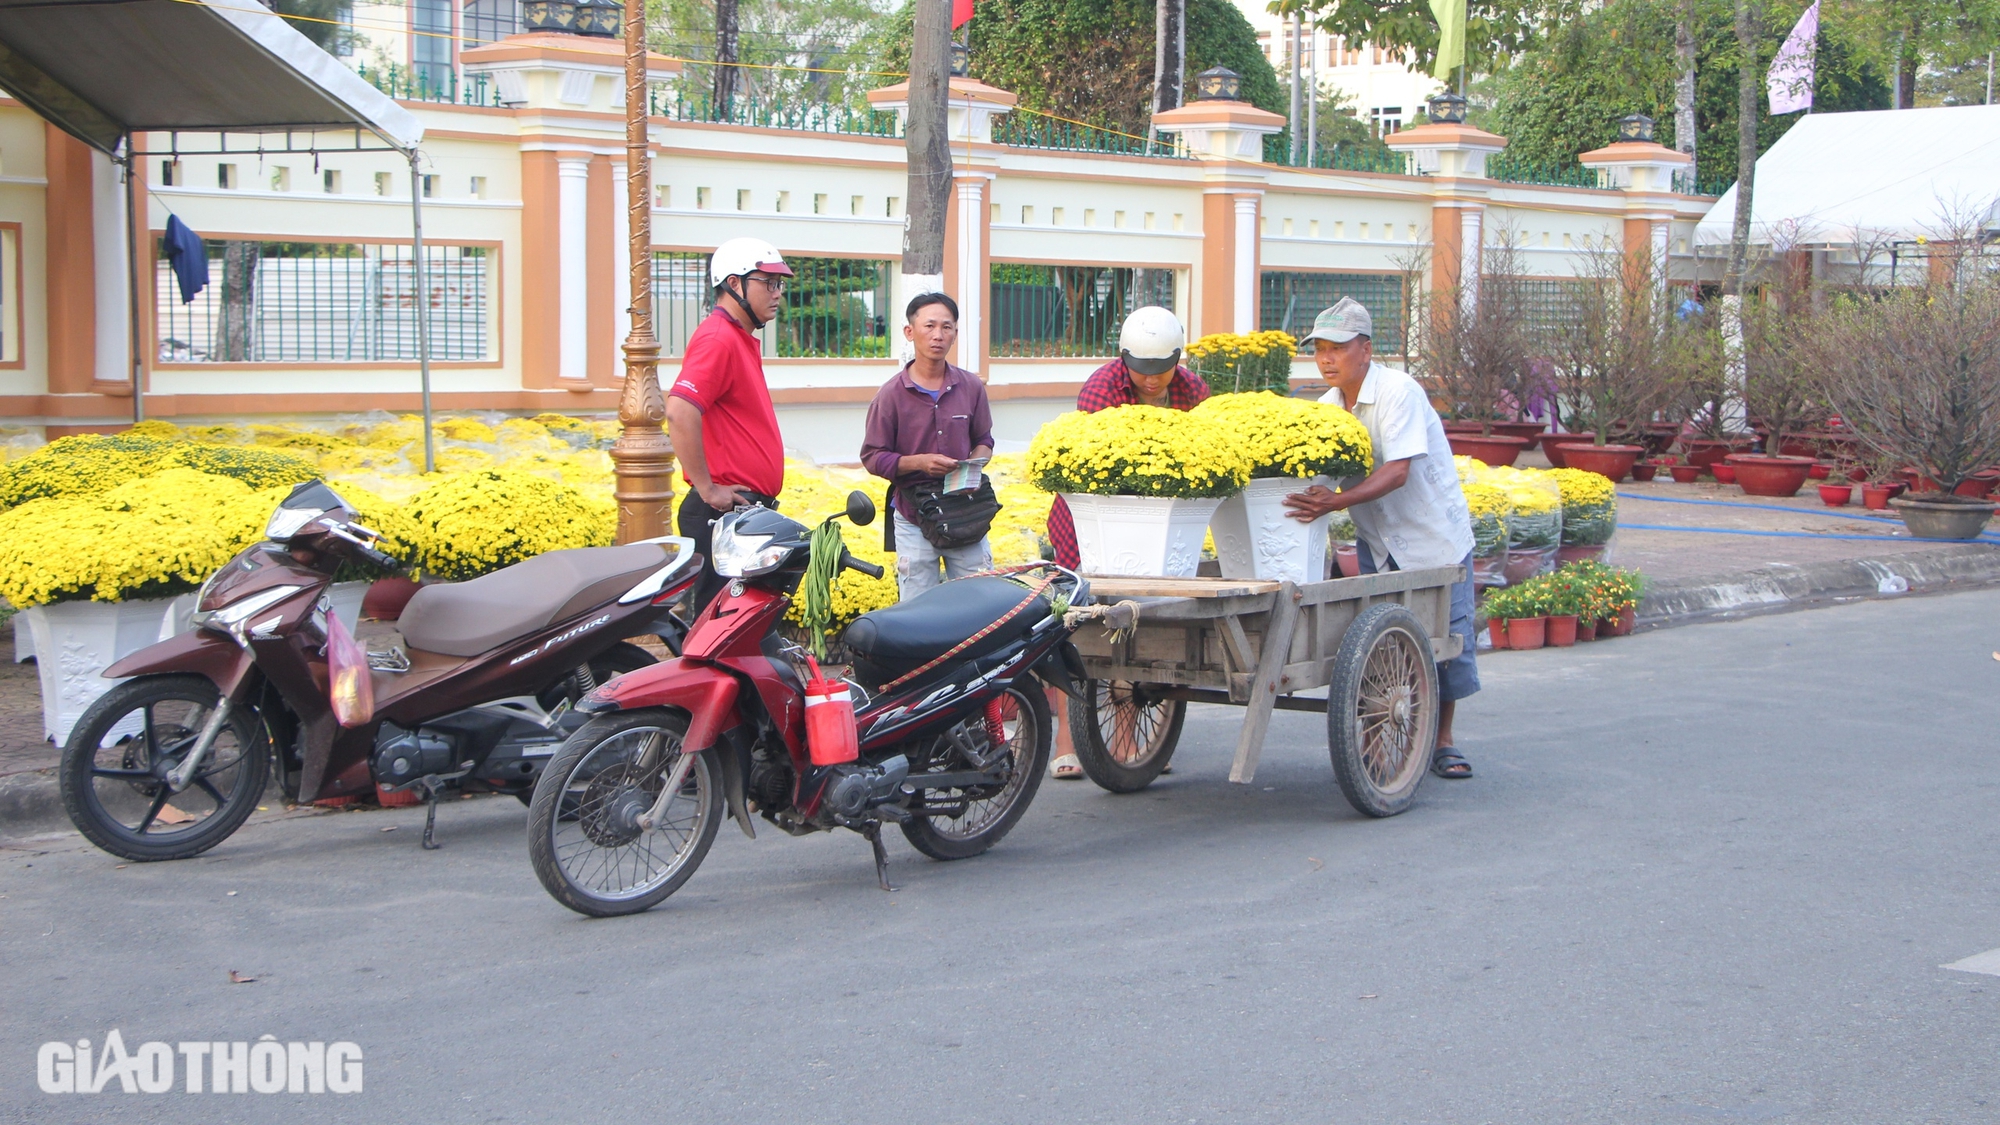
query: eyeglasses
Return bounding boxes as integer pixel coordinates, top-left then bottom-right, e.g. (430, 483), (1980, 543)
(747, 273), (787, 294)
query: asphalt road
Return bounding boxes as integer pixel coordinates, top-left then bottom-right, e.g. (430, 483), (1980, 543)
(3, 590), (1997, 1124)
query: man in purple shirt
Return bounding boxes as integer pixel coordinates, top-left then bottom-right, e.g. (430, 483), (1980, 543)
(860, 292), (995, 599)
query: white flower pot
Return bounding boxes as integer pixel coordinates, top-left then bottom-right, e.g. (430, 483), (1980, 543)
(22, 581), (366, 746)
(1062, 494), (1222, 578)
(21, 594), (193, 746)
(1211, 476), (1334, 584)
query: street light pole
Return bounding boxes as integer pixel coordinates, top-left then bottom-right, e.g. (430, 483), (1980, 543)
(611, 0), (675, 542)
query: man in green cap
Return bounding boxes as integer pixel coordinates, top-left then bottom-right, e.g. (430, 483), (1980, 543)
(1283, 296), (1480, 780)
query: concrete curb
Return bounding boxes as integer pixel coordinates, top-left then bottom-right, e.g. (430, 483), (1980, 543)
(0, 767), (65, 837)
(1637, 543), (2000, 628)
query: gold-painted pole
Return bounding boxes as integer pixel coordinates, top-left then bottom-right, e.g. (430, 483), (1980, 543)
(611, 0), (675, 542)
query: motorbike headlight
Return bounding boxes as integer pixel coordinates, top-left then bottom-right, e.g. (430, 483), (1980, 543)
(266, 506), (324, 542)
(192, 585), (308, 639)
(709, 520), (788, 578)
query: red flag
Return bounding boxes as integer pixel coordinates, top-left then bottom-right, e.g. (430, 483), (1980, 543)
(952, 0), (975, 29)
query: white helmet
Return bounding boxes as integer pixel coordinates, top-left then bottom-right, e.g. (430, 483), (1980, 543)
(708, 237), (793, 288)
(1118, 306), (1185, 376)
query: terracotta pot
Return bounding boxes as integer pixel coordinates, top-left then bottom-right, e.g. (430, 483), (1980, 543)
(1683, 437), (1753, 467)
(1889, 495), (1997, 540)
(1546, 614), (1579, 647)
(1711, 463), (1739, 484)
(1486, 618), (1508, 651)
(1630, 463), (1658, 482)
(1669, 464), (1704, 484)
(1806, 463), (1832, 480)
(1886, 481), (1909, 498)
(1561, 443), (1646, 483)
(1599, 606), (1636, 636)
(1951, 474), (2000, 499)
(1638, 423), (1681, 456)
(1555, 544), (1608, 566)
(1817, 482), (1853, 506)
(1491, 421), (1550, 441)
(1539, 432), (1594, 468)
(1730, 455), (1816, 498)
(1504, 616), (1549, 650)
(1775, 434), (1820, 458)
(1446, 432), (1533, 467)
(1846, 466), (1870, 482)
(1334, 543), (1360, 578)
(1861, 485), (1894, 510)
(1576, 618), (1599, 642)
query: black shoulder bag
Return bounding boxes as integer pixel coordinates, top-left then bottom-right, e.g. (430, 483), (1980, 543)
(903, 477), (1001, 550)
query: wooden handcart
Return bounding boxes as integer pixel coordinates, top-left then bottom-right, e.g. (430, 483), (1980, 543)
(1066, 566), (1464, 817)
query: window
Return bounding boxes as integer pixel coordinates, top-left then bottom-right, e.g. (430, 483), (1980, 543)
(412, 0), (454, 91)
(1021, 205), (1034, 225)
(218, 164), (238, 190)
(655, 185), (671, 208)
(156, 241), (494, 363)
(271, 167), (291, 191)
(461, 0), (517, 46)
(695, 186), (710, 209)
(1369, 107), (1402, 136)
(652, 252), (891, 359)
(776, 191), (790, 213)
(422, 174), (438, 198)
(736, 188), (751, 211)
(0, 225), (19, 364)
(1260, 271), (1407, 351)
(323, 169), (342, 194)
(375, 172), (393, 197)
(850, 195), (863, 216)
(813, 193), (827, 215)
(161, 160), (182, 186)
(1050, 207), (1065, 226)
(469, 176), (486, 200)
(886, 196), (900, 218)
(989, 264), (1177, 358)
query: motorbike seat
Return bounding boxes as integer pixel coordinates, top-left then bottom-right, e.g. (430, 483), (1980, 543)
(398, 543), (671, 658)
(843, 576), (1050, 689)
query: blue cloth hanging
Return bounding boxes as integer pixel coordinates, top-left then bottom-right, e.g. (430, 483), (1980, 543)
(162, 214), (208, 304)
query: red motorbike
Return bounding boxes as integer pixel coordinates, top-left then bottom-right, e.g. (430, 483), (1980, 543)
(59, 480), (700, 861)
(526, 491), (1091, 916)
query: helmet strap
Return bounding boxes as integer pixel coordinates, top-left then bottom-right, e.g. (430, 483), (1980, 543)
(721, 276), (768, 332)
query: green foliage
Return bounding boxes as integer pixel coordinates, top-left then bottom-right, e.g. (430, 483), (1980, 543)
(1280, 0), (1584, 78)
(1481, 0), (1888, 186)
(873, 0), (1284, 136)
(652, 0), (894, 110)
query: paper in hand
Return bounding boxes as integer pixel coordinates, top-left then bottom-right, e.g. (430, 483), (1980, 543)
(943, 457), (988, 494)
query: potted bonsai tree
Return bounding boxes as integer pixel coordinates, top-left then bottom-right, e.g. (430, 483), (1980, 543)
(1544, 247), (1698, 482)
(1417, 236), (1538, 466)
(1799, 224), (2000, 540)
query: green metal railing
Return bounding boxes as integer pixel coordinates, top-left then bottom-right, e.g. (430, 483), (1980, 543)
(1672, 170), (1732, 197)
(988, 264), (1177, 358)
(652, 252), (893, 359)
(991, 115), (1188, 159)
(1484, 154), (1607, 189)
(649, 91), (902, 139)
(1263, 137), (1412, 176)
(355, 63), (507, 108)
(1261, 271), (1407, 350)
(156, 242), (491, 363)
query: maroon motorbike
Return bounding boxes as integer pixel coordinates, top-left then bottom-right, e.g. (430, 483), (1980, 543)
(59, 480), (700, 861)
(526, 492), (1091, 916)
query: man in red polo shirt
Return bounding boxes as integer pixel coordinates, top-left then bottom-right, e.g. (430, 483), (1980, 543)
(666, 237), (792, 610)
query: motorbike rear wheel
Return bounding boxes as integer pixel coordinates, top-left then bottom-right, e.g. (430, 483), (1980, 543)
(527, 709), (722, 917)
(900, 680), (1050, 861)
(59, 675), (269, 862)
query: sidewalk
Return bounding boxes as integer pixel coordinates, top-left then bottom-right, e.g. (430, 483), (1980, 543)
(5, 479), (1998, 833)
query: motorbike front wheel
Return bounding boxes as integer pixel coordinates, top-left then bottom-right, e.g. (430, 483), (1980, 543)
(527, 710), (723, 917)
(59, 675), (270, 861)
(900, 679), (1051, 861)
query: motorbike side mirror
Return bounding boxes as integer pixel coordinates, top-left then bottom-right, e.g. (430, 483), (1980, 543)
(844, 490), (876, 528)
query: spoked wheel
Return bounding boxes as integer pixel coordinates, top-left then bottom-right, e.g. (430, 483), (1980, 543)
(527, 710), (723, 917)
(1069, 679), (1186, 793)
(1327, 603), (1438, 817)
(59, 675), (270, 861)
(901, 680), (1051, 861)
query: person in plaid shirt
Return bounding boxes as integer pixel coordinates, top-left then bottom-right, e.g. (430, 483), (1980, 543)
(1047, 307), (1208, 779)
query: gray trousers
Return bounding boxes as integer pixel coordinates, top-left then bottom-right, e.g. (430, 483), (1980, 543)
(893, 511), (993, 599)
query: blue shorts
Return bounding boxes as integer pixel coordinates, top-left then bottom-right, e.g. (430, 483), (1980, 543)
(1353, 542), (1481, 703)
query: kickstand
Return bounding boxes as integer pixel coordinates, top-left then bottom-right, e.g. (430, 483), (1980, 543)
(420, 779), (442, 851)
(862, 821), (895, 892)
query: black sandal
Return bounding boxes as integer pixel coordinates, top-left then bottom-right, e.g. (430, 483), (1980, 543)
(1431, 748), (1473, 779)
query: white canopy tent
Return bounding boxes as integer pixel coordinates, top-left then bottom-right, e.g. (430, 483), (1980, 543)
(0, 0), (436, 458)
(1693, 105), (2000, 250)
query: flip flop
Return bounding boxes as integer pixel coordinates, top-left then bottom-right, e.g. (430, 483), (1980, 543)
(1050, 753), (1084, 780)
(1431, 748), (1472, 779)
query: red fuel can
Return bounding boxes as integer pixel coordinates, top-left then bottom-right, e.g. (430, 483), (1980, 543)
(803, 658), (859, 766)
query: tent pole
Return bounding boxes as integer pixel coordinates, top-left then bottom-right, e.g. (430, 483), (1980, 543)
(408, 148), (434, 474)
(122, 147), (144, 424)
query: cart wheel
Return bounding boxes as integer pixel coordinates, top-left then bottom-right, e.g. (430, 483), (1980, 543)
(1070, 679), (1185, 793)
(1327, 603), (1438, 818)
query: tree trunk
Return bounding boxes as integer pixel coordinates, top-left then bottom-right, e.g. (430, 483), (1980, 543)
(713, 0), (739, 116)
(1675, 4), (1697, 164)
(218, 241), (258, 361)
(1150, 0), (1184, 145)
(1895, 35), (1918, 109)
(899, 0), (952, 355)
(1723, 0), (1758, 297)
